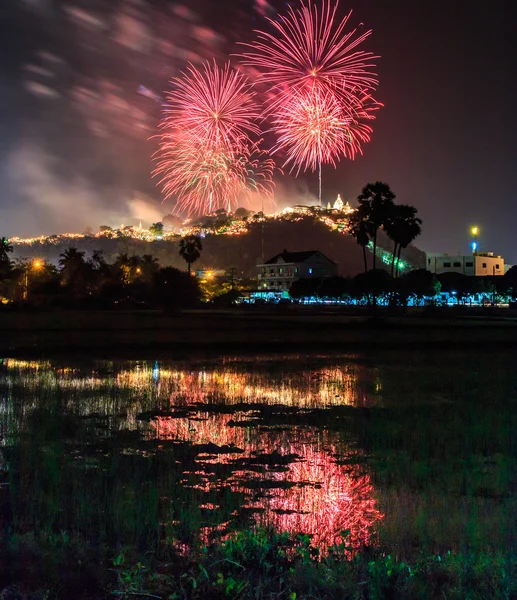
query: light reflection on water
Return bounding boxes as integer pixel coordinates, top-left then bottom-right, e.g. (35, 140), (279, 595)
(0, 355), (383, 553)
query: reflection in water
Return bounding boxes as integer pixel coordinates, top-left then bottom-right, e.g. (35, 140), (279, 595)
(153, 412), (382, 552)
(2, 356), (380, 408)
(0, 356), (383, 554)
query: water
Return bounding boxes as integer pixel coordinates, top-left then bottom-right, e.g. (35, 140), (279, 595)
(1, 352), (516, 560)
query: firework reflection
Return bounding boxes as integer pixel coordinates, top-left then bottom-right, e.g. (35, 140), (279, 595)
(151, 412), (383, 553)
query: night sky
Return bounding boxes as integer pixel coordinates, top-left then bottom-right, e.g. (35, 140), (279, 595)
(0, 0), (515, 262)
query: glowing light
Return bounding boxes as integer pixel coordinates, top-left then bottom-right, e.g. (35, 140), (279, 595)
(154, 61), (274, 216)
(240, 0), (379, 113)
(270, 85), (378, 173)
(471, 226), (479, 236)
(239, 0), (380, 194)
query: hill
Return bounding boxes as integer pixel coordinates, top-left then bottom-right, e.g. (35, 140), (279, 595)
(10, 216), (426, 278)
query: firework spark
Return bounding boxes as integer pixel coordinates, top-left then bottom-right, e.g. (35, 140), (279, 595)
(240, 0), (380, 203)
(240, 0), (378, 113)
(154, 61), (274, 216)
(162, 61), (261, 148)
(271, 85), (377, 173)
(155, 130), (274, 214)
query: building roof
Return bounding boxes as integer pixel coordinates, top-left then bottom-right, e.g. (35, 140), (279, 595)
(263, 250), (336, 265)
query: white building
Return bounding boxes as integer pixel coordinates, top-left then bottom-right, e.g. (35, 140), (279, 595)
(427, 252), (505, 276)
(257, 250), (338, 291)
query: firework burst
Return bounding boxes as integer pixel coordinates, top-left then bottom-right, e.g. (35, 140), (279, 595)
(240, 0), (378, 112)
(272, 85), (380, 174)
(240, 0), (380, 203)
(156, 131), (274, 214)
(154, 61), (274, 216)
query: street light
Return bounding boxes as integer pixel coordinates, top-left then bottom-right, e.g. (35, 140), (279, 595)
(471, 226), (479, 255)
(24, 259), (43, 300)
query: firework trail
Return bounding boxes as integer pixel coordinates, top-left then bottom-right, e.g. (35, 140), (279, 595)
(154, 61), (274, 216)
(240, 0), (380, 203)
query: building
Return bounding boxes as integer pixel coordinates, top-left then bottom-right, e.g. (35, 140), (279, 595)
(427, 252), (505, 276)
(257, 250), (338, 291)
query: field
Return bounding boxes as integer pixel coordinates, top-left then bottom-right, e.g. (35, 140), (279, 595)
(1, 308), (517, 356)
(1, 311), (517, 599)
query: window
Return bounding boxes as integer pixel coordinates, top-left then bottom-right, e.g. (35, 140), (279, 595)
(428, 258), (431, 265)
(294, 267), (299, 274)
(453, 262), (461, 267)
(496, 264), (500, 269)
(279, 268), (283, 274)
(444, 262), (451, 268)
(482, 263), (487, 268)
(465, 262), (473, 267)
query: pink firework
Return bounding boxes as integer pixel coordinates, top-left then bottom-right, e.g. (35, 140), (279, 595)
(163, 60), (261, 148)
(271, 85), (377, 173)
(155, 132), (274, 215)
(240, 0), (378, 113)
(240, 0), (380, 203)
(154, 61), (274, 216)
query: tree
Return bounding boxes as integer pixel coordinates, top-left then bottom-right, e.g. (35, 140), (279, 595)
(349, 209), (370, 273)
(385, 204), (422, 277)
(319, 276), (351, 301)
(140, 254), (159, 281)
(357, 182), (396, 271)
(289, 278), (322, 300)
(59, 247), (91, 296)
(234, 207), (252, 220)
(149, 222), (164, 237)
(178, 235), (203, 275)
(153, 267), (201, 309)
(353, 269), (393, 305)
(0, 237), (13, 264)
(399, 269), (440, 305)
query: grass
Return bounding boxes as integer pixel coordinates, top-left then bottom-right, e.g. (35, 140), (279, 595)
(1, 350), (517, 598)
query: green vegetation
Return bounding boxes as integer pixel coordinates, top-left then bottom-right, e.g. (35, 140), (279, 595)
(1, 351), (516, 598)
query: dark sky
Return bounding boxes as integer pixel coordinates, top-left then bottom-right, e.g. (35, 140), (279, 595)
(0, 0), (516, 262)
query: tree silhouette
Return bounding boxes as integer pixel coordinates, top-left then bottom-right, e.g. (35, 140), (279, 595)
(385, 205), (422, 277)
(178, 235), (203, 275)
(349, 209), (370, 273)
(58, 247), (91, 296)
(357, 182), (396, 271)
(0, 237), (13, 264)
(149, 222), (164, 237)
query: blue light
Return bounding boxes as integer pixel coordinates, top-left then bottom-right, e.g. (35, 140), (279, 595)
(152, 360), (160, 382)
(452, 290), (457, 295)
(471, 241), (477, 252)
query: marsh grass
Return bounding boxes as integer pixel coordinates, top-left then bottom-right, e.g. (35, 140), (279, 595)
(1, 351), (517, 598)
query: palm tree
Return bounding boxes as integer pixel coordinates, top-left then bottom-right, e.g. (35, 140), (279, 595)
(179, 235), (202, 275)
(349, 210), (370, 273)
(59, 247), (89, 292)
(0, 237), (13, 263)
(141, 254), (159, 281)
(59, 247), (86, 271)
(357, 182), (396, 270)
(384, 205), (421, 277)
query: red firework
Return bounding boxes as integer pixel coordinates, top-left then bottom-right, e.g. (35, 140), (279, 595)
(155, 130), (274, 215)
(154, 61), (274, 216)
(240, 0), (380, 202)
(271, 85), (378, 173)
(240, 0), (379, 113)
